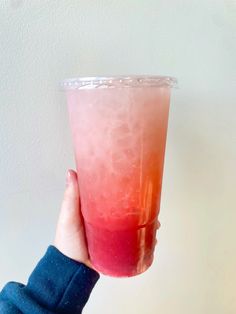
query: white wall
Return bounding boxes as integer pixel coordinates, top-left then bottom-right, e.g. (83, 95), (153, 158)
(0, 1), (236, 313)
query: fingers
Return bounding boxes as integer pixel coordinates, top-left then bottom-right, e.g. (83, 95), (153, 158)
(60, 170), (80, 224)
(54, 169), (90, 265)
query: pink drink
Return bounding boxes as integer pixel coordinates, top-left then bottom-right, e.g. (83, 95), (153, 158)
(64, 76), (176, 277)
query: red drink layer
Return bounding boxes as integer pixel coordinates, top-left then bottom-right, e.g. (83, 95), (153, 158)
(65, 77), (172, 277)
(85, 220), (159, 277)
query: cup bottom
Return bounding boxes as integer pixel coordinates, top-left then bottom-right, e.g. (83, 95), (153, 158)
(84, 219), (158, 277)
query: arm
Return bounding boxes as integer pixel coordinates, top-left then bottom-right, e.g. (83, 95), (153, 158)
(0, 246), (99, 314)
(0, 170), (100, 313)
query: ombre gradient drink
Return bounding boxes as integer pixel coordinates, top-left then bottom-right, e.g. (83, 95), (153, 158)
(63, 76), (176, 277)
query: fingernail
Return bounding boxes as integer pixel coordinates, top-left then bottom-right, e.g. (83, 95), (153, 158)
(66, 170), (72, 186)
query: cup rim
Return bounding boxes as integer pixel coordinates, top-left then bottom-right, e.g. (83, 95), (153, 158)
(61, 75), (177, 90)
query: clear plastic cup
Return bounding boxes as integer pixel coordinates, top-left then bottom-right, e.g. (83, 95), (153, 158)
(63, 76), (177, 277)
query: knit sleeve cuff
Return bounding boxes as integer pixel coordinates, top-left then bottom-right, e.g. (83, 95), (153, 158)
(26, 245), (100, 313)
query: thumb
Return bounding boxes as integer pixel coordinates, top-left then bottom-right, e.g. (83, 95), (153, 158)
(54, 169), (90, 265)
(58, 169), (80, 229)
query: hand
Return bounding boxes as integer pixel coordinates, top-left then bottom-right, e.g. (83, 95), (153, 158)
(54, 169), (91, 268)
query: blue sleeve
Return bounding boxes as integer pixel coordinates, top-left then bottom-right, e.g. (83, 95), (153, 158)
(0, 246), (100, 314)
